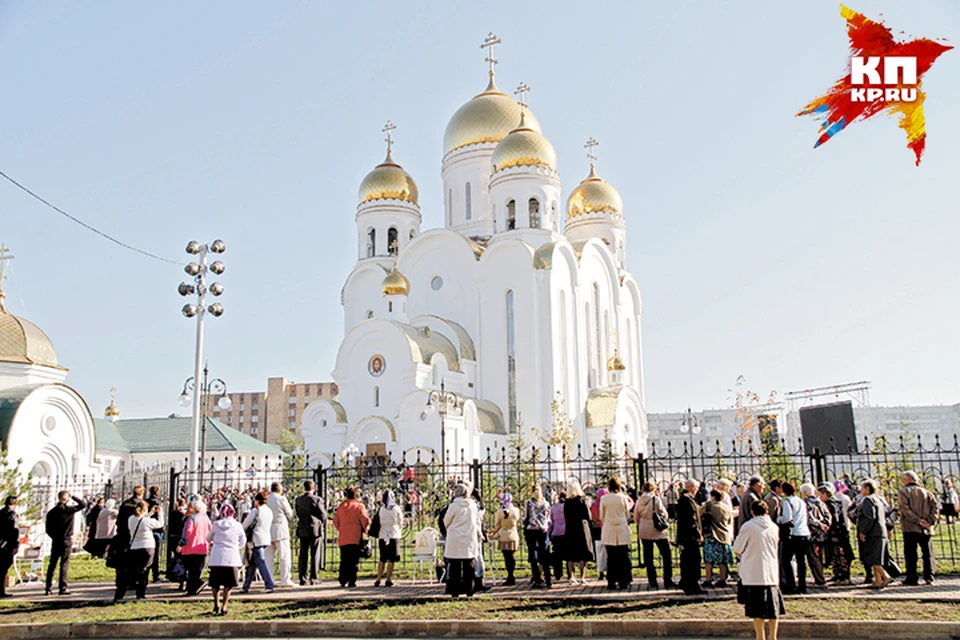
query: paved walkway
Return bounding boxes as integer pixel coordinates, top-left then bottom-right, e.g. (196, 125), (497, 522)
(9, 575), (960, 603)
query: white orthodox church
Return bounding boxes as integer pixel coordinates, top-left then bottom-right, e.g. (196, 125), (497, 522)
(303, 38), (648, 464)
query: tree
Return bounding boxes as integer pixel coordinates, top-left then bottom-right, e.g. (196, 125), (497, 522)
(0, 451), (36, 521)
(276, 429), (307, 471)
(506, 414), (533, 463)
(597, 427), (620, 485)
(534, 392), (578, 457)
(727, 375), (779, 448)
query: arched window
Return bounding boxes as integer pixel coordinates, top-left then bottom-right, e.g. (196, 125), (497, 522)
(506, 289), (517, 432)
(465, 182), (472, 220)
(388, 301), (393, 313)
(388, 227), (398, 255)
(506, 200), (516, 230)
(409, 230), (415, 241)
(448, 189), (453, 226)
(367, 228), (376, 257)
(528, 198), (541, 229)
(374, 386), (380, 407)
(585, 302), (594, 388)
(559, 290), (569, 401)
(593, 283), (602, 384)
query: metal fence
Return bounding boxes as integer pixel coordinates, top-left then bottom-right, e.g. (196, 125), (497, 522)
(62, 434), (960, 579)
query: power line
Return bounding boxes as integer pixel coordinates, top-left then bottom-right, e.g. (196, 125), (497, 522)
(0, 169), (179, 265)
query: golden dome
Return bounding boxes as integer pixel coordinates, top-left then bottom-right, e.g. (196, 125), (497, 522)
(382, 266), (410, 296)
(607, 350), (626, 371)
(104, 401), (120, 418)
(0, 307), (59, 368)
(567, 165), (623, 218)
(444, 78), (542, 156)
(358, 150), (419, 205)
(491, 114), (557, 174)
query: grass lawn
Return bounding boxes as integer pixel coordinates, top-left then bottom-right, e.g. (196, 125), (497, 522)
(0, 597), (957, 625)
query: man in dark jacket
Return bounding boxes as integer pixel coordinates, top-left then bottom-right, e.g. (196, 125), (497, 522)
(738, 475), (765, 530)
(295, 480), (326, 585)
(676, 479), (706, 595)
(0, 496), (20, 597)
(44, 490), (84, 595)
(112, 486), (145, 597)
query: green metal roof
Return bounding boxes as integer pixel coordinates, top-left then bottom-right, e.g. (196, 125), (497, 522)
(93, 418), (130, 453)
(106, 416), (283, 455)
(0, 384), (43, 448)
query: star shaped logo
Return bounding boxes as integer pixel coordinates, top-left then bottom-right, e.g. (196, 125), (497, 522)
(798, 5), (952, 166)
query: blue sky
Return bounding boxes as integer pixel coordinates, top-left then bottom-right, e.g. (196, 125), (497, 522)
(2, 1), (958, 420)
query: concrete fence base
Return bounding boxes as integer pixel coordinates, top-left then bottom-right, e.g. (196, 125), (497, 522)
(2, 619), (959, 639)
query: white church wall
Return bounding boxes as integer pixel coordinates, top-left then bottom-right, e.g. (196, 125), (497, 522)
(441, 145), (497, 237)
(342, 263), (387, 332)
(401, 230), (477, 337)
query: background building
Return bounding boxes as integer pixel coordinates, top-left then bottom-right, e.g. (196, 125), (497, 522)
(206, 377), (338, 444)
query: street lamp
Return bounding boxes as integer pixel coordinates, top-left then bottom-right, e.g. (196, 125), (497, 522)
(179, 364), (231, 491)
(178, 239), (226, 492)
(425, 379), (462, 484)
(679, 407), (701, 478)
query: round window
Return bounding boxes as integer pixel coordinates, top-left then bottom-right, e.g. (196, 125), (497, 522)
(321, 419), (328, 429)
(42, 415), (56, 435)
(420, 411), (429, 421)
(431, 276), (443, 291)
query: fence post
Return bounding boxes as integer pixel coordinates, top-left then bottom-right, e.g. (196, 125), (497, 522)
(471, 459), (481, 493)
(812, 448), (825, 486)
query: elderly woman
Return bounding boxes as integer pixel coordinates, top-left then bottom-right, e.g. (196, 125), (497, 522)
(563, 481), (593, 585)
(178, 497), (211, 596)
(93, 498), (118, 558)
(701, 488), (734, 588)
(634, 481), (673, 589)
(375, 490), (403, 588)
(818, 484), (852, 585)
(799, 483), (830, 588)
(443, 483), (480, 598)
(600, 477), (633, 591)
(858, 479), (893, 589)
(524, 485), (552, 589)
(332, 487), (370, 589)
(490, 492), (520, 586)
(207, 503), (245, 615)
(733, 500), (785, 640)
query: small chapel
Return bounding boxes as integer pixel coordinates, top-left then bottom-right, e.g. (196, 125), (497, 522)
(303, 35), (648, 464)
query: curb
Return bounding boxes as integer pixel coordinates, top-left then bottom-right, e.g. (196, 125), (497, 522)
(2, 619), (960, 639)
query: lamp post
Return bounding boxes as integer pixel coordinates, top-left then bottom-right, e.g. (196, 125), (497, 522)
(425, 379), (461, 484)
(679, 407), (701, 479)
(179, 364), (231, 492)
(178, 239), (226, 493)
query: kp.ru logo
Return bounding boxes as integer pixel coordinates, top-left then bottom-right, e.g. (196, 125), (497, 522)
(797, 5), (952, 165)
(849, 56), (917, 102)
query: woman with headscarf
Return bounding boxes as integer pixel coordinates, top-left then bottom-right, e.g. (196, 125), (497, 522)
(524, 485), (552, 588)
(563, 481), (593, 584)
(490, 491), (520, 586)
(818, 484), (852, 585)
(443, 483), (480, 598)
(206, 502), (245, 615)
(375, 490), (403, 587)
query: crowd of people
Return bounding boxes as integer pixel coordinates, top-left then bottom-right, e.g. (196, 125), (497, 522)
(0, 467), (949, 631)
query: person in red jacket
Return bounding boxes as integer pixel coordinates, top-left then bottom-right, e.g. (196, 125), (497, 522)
(333, 487), (370, 588)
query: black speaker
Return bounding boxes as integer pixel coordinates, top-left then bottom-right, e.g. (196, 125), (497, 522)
(799, 401), (856, 454)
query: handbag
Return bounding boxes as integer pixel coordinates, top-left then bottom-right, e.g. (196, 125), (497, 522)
(359, 536), (373, 559)
(168, 554), (187, 582)
(106, 519), (142, 569)
(653, 497), (669, 532)
(368, 512), (381, 539)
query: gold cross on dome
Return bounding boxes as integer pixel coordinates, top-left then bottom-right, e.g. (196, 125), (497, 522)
(382, 120), (396, 153)
(584, 137), (599, 165)
(110, 386), (118, 403)
(0, 243), (14, 312)
(480, 32), (502, 78)
(514, 82), (531, 114)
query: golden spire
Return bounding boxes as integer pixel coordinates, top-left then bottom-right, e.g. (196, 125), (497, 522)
(0, 243), (13, 314)
(104, 386), (120, 419)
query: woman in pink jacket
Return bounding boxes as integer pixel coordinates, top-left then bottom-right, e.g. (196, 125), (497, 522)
(178, 497), (211, 596)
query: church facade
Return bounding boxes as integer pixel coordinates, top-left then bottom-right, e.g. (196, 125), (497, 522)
(303, 41), (647, 465)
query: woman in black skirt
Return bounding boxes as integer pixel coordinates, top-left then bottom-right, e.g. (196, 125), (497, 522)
(206, 503), (246, 615)
(732, 500), (785, 640)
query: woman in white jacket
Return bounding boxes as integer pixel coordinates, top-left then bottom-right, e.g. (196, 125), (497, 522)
(375, 490), (403, 587)
(443, 483), (479, 598)
(207, 503), (246, 615)
(241, 491), (275, 593)
(733, 500), (785, 640)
